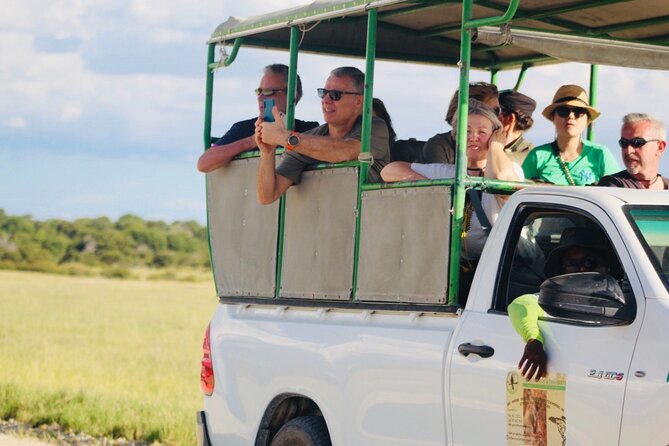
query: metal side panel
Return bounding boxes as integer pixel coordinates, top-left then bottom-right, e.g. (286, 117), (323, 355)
(357, 186), (450, 303)
(280, 167), (359, 300)
(206, 157), (278, 298)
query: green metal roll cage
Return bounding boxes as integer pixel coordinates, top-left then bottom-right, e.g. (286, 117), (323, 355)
(203, 0), (669, 305)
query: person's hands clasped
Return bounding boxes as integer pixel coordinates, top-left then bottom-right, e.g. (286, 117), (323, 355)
(518, 339), (547, 381)
(255, 106), (289, 154)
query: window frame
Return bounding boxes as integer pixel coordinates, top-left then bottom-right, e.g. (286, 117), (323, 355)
(490, 203), (635, 327)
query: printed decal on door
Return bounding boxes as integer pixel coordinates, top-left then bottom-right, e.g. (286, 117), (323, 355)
(506, 370), (567, 446)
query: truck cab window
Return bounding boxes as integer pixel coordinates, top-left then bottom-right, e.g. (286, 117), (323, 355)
(498, 208), (631, 324)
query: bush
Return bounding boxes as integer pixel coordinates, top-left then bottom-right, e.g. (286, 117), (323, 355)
(60, 263), (95, 277)
(100, 267), (133, 280)
(23, 259), (59, 274)
(0, 209), (210, 278)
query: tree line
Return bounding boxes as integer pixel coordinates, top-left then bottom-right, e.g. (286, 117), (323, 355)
(0, 209), (210, 278)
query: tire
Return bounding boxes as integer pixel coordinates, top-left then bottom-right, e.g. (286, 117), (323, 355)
(270, 416), (332, 446)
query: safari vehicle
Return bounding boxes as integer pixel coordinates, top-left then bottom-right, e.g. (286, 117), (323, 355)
(196, 1), (669, 445)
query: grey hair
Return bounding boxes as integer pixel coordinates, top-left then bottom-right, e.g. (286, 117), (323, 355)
(264, 64), (303, 103)
(451, 98), (502, 136)
(330, 66), (365, 93)
(622, 113), (666, 141)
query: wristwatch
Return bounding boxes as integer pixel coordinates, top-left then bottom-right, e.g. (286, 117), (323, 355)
(286, 131), (300, 151)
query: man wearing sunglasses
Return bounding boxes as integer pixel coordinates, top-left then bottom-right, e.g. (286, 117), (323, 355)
(598, 113), (668, 190)
(255, 66), (390, 205)
(197, 64), (318, 172)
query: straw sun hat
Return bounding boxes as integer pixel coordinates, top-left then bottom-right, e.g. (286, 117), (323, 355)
(542, 84), (600, 122)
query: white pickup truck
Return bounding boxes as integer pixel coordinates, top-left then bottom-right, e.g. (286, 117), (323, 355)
(197, 162), (669, 445)
(196, 1), (669, 444)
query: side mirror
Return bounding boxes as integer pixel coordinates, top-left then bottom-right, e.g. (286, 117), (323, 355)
(538, 272), (635, 324)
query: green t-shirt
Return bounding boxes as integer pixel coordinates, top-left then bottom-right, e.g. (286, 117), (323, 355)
(522, 140), (619, 185)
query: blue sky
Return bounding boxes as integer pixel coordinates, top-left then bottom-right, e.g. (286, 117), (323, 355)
(2, 1), (668, 224)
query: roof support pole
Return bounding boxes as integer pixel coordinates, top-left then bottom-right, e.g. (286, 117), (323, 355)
(203, 42), (219, 293)
(352, 7), (378, 300)
(222, 38), (242, 67)
(448, 0), (475, 306)
(512, 63), (531, 91)
(360, 8), (377, 182)
(274, 27), (302, 298)
(447, 0), (521, 305)
(490, 68), (499, 85)
(286, 29), (299, 131)
(588, 64), (599, 141)
(204, 43), (216, 150)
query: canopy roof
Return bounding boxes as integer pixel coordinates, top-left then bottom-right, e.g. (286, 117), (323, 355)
(209, 0), (669, 71)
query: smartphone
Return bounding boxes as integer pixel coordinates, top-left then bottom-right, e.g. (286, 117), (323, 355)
(263, 98), (275, 122)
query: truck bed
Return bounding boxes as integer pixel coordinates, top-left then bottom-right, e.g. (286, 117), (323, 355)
(205, 302), (460, 446)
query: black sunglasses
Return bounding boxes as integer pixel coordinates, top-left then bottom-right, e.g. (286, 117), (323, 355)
(317, 88), (362, 101)
(562, 254), (598, 272)
(554, 106), (588, 118)
(254, 88), (287, 97)
(618, 137), (660, 149)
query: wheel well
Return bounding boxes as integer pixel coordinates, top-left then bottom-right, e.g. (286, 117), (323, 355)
(254, 393), (325, 446)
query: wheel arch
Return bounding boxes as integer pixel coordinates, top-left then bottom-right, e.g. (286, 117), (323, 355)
(254, 393), (328, 446)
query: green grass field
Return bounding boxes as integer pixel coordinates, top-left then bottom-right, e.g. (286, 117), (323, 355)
(0, 270), (218, 445)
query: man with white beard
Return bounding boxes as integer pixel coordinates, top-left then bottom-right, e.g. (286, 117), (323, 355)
(598, 113), (668, 189)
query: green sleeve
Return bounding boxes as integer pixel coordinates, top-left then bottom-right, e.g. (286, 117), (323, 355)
(600, 145), (620, 176)
(508, 294), (546, 344)
(522, 148), (538, 180)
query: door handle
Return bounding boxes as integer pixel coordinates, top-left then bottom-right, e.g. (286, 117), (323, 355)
(458, 343), (495, 358)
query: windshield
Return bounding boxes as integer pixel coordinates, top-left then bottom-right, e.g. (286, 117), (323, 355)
(628, 207), (669, 293)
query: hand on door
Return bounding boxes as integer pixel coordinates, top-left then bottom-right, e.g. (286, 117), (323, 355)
(519, 339), (547, 381)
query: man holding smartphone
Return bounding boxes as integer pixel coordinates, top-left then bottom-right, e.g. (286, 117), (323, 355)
(255, 66), (390, 204)
(197, 64), (318, 172)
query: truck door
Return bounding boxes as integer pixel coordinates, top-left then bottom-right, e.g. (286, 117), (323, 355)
(448, 201), (643, 446)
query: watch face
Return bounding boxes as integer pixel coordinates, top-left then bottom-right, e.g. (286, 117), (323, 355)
(288, 135), (300, 146)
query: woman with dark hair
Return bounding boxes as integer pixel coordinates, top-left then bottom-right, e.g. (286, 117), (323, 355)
(522, 84), (618, 185)
(372, 98), (397, 147)
(498, 90), (536, 165)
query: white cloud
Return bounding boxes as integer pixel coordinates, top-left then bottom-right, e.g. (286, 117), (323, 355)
(5, 117), (26, 128)
(149, 30), (190, 44)
(61, 104), (84, 122)
(222, 0), (308, 18)
(130, 0), (222, 26)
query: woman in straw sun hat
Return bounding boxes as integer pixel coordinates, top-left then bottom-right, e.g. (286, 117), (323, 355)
(521, 84), (619, 185)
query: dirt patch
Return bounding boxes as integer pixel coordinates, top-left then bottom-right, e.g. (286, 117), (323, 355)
(0, 433), (53, 446)
(0, 420), (151, 446)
